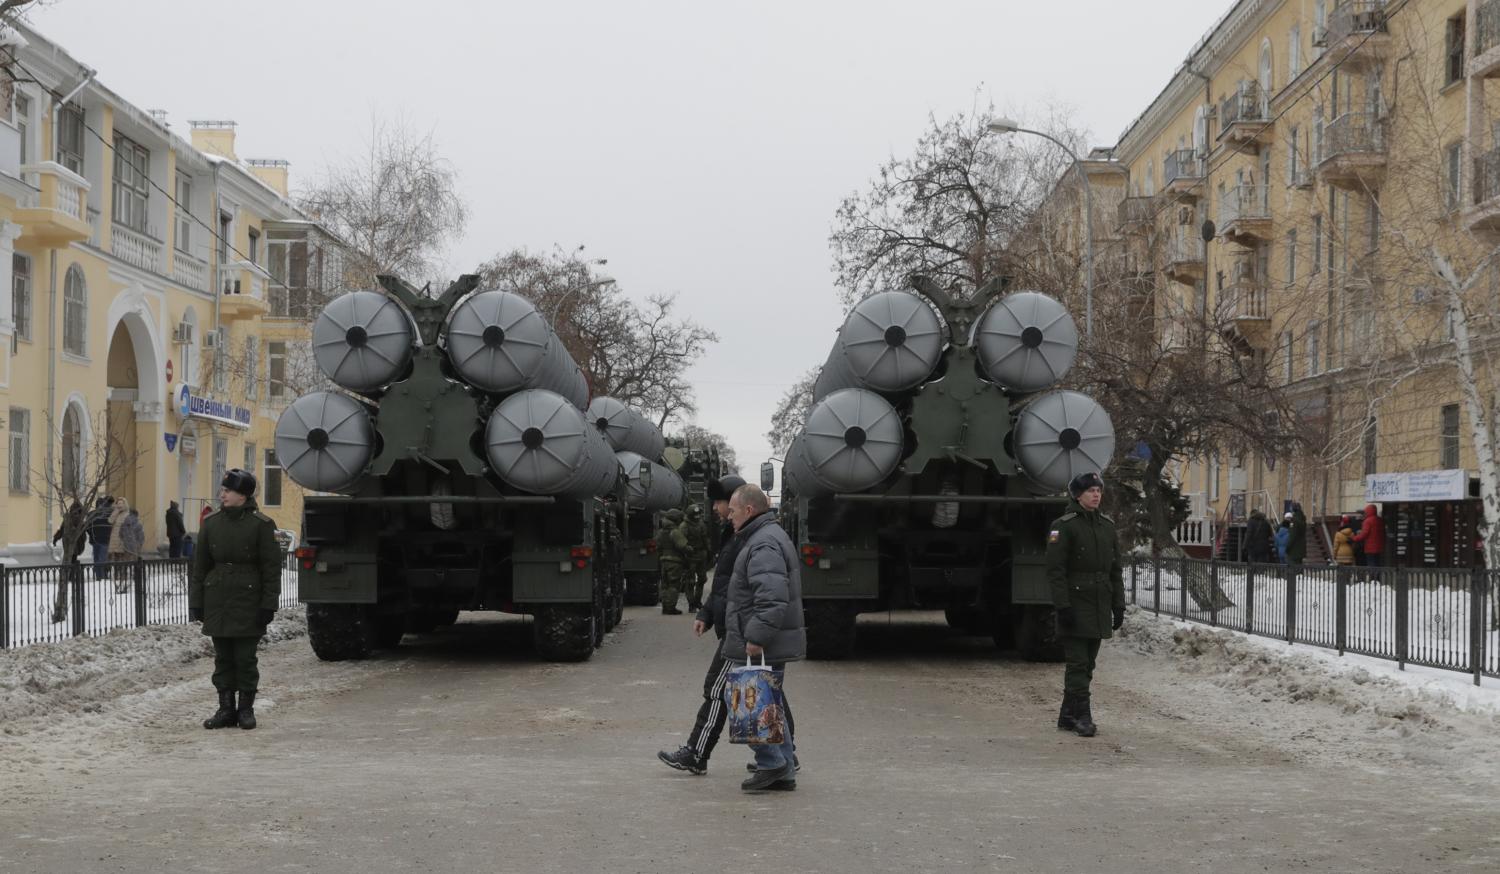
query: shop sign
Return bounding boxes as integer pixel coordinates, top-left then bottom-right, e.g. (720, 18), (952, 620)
(181, 434), (198, 456)
(176, 383), (251, 429)
(1365, 470), (1469, 503)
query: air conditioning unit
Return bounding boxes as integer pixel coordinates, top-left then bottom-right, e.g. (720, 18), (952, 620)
(202, 329), (221, 349)
(172, 321), (194, 345)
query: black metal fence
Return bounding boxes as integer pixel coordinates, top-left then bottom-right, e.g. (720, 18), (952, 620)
(1127, 557), (1500, 685)
(1, 553), (299, 650)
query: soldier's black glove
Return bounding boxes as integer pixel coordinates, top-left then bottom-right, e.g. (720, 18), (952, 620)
(188, 607), (203, 622)
(257, 608), (275, 627)
(1112, 607), (1125, 630)
(1055, 607), (1076, 631)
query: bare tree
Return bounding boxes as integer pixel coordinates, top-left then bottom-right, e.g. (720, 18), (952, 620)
(765, 367), (818, 457)
(830, 101), (1083, 307)
(477, 246), (717, 428)
(298, 118), (467, 291)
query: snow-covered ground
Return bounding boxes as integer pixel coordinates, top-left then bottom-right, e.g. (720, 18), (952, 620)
(3, 560), (300, 649)
(1125, 559), (1500, 679)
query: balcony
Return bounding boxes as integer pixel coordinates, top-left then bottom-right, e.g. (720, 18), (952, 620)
(1116, 196), (1156, 233)
(1217, 184), (1272, 244)
(1218, 256), (1271, 346)
(1320, 2), (1391, 71)
(218, 262), (270, 319)
(172, 248), (210, 292)
(1316, 112), (1386, 190)
(1163, 150), (1203, 198)
(1161, 317), (1195, 355)
(1475, 0), (1500, 79)
(111, 222), (165, 274)
(1162, 228), (1205, 285)
(1467, 145), (1500, 238)
(1218, 82), (1273, 150)
(15, 162), (92, 245)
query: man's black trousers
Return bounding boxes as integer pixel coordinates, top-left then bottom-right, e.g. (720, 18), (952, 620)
(687, 646), (794, 762)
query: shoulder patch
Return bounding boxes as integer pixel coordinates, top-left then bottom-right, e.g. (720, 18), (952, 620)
(1048, 529), (1061, 544)
(253, 511), (274, 524)
(1056, 512), (1077, 523)
(1098, 512), (1115, 524)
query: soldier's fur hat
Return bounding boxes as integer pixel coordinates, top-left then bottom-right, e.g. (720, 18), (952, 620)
(1068, 471), (1104, 498)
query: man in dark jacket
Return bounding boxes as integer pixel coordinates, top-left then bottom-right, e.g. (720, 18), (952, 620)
(165, 501), (187, 558)
(189, 469), (281, 731)
(86, 497), (114, 580)
(50, 502), (88, 624)
(1245, 509), (1273, 563)
(662, 474), (798, 776)
(1285, 503), (1308, 565)
(1047, 472), (1124, 738)
(721, 483), (804, 791)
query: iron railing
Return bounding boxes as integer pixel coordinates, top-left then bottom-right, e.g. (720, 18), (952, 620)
(1219, 82), (1266, 131)
(1164, 150), (1202, 187)
(1, 553), (299, 650)
(1325, 1), (1390, 46)
(1126, 557), (1499, 684)
(1218, 183), (1270, 229)
(1320, 112), (1385, 164)
(1474, 144), (1500, 206)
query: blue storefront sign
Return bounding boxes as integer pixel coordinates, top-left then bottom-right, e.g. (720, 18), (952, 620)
(176, 383), (252, 430)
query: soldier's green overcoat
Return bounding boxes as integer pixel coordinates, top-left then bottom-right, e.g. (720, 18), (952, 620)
(189, 499), (282, 638)
(683, 515), (710, 570)
(1045, 499), (1125, 640)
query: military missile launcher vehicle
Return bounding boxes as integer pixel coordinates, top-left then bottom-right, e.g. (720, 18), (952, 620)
(776, 278), (1115, 660)
(276, 275), (627, 662)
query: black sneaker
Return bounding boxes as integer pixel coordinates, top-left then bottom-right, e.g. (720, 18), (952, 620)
(741, 761), (796, 792)
(657, 747), (706, 775)
(745, 754), (800, 773)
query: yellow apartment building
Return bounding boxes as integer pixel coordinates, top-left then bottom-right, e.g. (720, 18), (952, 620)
(0, 21), (342, 563)
(1038, 0), (1500, 564)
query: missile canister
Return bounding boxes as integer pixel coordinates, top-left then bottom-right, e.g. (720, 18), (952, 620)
(312, 291), (416, 392)
(971, 291), (1079, 394)
(615, 450), (686, 511)
(444, 290), (590, 408)
(484, 389), (619, 497)
(813, 291), (945, 400)
(784, 387), (904, 497)
(274, 391), (377, 493)
(588, 396), (666, 460)
(1012, 389), (1115, 492)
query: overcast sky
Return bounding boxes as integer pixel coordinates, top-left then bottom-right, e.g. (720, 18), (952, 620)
(34, 0), (1225, 475)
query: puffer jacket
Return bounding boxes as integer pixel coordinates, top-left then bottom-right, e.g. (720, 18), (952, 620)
(720, 512), (805, 663)
(1334, 527), (1357, 565)
(1352, 503), (1385, 556)
(106, 501), (131, 553)
(189, 498), (282, 637)
(118, 512), (145, 558)
(697, 519), (744, 639)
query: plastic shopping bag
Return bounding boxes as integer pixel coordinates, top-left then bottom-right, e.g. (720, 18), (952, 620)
(724, 656), (787, 745)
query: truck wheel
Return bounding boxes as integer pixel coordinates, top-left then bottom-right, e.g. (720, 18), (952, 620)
(307, 603), (375, 661)
(534, 606), (595, 662)
(375, 613), (405, 649)
(1015, 605), (1064, 662)
(804, 601), (858, 660)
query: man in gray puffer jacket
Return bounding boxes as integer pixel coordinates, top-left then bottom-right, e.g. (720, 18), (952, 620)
(721, 484), (805, 792)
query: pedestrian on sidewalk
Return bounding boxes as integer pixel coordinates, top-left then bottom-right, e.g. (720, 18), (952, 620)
(1352, 503), (1385, 581)
(1285, 503), (1308, 585)
(50, 501), (88, 623)
(1245, 508), (1273, 564)
(189, 469), (281, 731)
(720, 484), (804, 792)
(1047, 472), (1124, 739)
(682, 503), (711, 613)
(86, 497), (114, 580)
(166, 501), (187, 559)
(106, 499), (132, 592)
(115, 508), (146, 594)
(1275, 515), (1291, 564)
(656, 508), (689, 614)
(657, 474), (798, 777)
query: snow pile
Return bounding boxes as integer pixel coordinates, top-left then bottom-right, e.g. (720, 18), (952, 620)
(1117, 607), (1500, 736)
(0, 605), (306, 724)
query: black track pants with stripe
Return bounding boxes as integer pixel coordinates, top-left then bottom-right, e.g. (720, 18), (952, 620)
(688, 646), (795, 762)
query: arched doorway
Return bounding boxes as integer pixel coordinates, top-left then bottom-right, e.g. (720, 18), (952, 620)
(105, 321), (140, 507)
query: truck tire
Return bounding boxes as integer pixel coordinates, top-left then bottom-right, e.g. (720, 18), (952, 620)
(534, 606), (595, 662)
(1015, 605), (1064, 662)
(804, 601), (858, 660)
(307, 603), (375, 661)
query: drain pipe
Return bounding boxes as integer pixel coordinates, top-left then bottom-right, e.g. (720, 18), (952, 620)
(43, 249), (56, 542)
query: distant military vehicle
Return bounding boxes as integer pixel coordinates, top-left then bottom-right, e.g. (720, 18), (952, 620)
(587, 397), (684, 606)
(275, 275), (626, 662)
(775, 277), (1114, 660)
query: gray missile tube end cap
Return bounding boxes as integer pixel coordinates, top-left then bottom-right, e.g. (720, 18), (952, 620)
(274, 391), (376, 493)
(1013, 389), (1114, 492)
(312, 291), (415, 392)
(973, 291), (1079, 394)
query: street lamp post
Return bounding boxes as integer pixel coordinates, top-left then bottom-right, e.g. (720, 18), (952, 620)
(987, 118), (1094, 338)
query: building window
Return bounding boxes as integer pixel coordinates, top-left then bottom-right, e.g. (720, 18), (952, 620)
(1282, 331), (1295, 382)
(1310, 215), (1323, 274)
(63, 265), (86, 356)
(263, 448), (282, 507)
(244, 441), (255, 474)
(1289, 25), (1301, 80)
(218, 211), (232, 264)
(212, 437), (228, 497)
(1363, 417), (1378, 477)
(61, 404), (81, 496)
(1446, 14), (1466, 86)
(8, 406), (28, 493)
(1440, 403), (1461, 469)
(212, 328), (228, 393)
(1306, 321), (1321, 377)
(112, 133), (151, 234)
(1286, 229), (1298, 285)
(15, 92), (29, 165)
(56, 103), (84, 174)
(1287, 126), (1300, 185)
(244, 336), (258, 401)
(12, 252), (30, 343)
(248, 227), (260, 266)
(1209, 454), (1221, 502)
(175, 173), (192, 253)
(1445, 142), (1462, 211)
(268, 341), (287, 399)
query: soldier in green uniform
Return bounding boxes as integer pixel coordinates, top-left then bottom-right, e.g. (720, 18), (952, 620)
(189, 469), (282, 731)
(657, 508), (689, 615)
(682, 504), (711, 613)
(1046, 471), (1125, 738)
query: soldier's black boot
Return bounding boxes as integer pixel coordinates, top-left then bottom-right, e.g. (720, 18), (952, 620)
(203, 690), (238, 729)
(1056, 693), (1077, 731)
(1073, 694), (1097, 738)
(237, 691), (257, 730)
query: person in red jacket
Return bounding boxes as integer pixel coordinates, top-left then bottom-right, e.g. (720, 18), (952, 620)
(1352, 503), (1385, 578)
